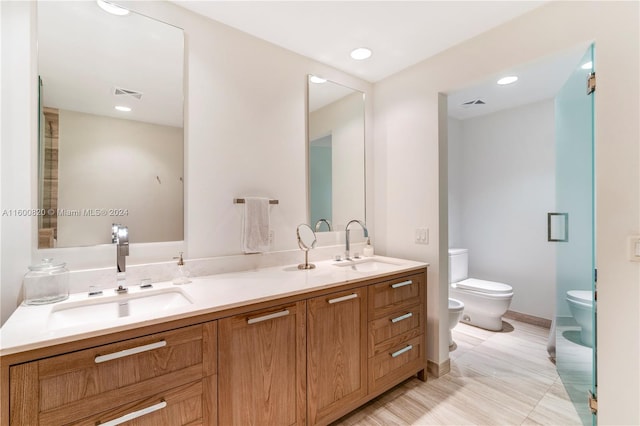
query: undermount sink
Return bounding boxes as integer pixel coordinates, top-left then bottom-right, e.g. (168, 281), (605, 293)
(48, 287), (193, 330)
(333, 257), (402, 273)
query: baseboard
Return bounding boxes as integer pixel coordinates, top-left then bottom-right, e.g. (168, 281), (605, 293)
(504, 310), (552, 329)
(427, 359), (450, 378)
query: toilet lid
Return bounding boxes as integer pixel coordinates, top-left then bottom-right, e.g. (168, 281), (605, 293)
(455, 278), (513, 295)
(448, 248), (468, 255)
(567, 290), (593, 305)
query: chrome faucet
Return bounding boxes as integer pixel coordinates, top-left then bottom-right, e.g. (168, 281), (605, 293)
(314, 218), (332, 232)
(345, 219), (368, 260)
(112, 223), (129, 293)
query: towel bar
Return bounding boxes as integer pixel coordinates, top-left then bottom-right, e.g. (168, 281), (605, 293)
(234, 198), (279, 205)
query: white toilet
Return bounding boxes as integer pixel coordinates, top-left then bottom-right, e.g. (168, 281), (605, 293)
(448, 298), (464, 347)
(566, 290), (594, 347)
(449, 248), (514, 331)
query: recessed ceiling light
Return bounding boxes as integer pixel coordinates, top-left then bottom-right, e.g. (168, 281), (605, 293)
(309, 75), (327, 84)
(96, 0), (130, 16)
(581, 61), (593, 70)
(115, 105), (131, 112)
(350, 47), (372, 61)
(497, 76), (518, 85)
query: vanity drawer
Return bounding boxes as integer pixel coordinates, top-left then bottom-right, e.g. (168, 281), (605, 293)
(368, 335), (425, 394)
(34, 323), (216, 425)
(368, 273), (424, 320)
(72, 377), (215, 426)
(368, 303), (423, 357)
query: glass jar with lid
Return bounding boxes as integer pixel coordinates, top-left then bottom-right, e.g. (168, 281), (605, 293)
(23, 258), (69, 305)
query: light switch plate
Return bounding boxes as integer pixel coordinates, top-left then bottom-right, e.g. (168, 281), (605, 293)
(414, 228), (429, 245)
(628, 235), (640, 262)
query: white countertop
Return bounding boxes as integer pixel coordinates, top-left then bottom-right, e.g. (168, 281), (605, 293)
(0, 256), (427, 357)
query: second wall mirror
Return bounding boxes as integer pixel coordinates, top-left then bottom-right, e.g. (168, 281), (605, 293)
(308, 76), (365, 232)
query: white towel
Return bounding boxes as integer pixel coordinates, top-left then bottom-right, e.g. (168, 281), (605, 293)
(242, 197), (270, 253)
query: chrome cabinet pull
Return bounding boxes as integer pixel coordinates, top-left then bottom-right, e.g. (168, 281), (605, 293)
(391, 345), (413, 358)
(247, 309), (290, 324)
(94, 340), (166, 364)
(98, 400), (167, 425)
(328, 293), (358, 304)
(391, 280), (413, 289)
(391, 312), (413, 323)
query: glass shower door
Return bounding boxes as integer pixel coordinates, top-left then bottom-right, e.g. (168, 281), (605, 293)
(554, 44), (595, 425)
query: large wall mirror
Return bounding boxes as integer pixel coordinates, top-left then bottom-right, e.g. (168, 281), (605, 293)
(308, 76), (365, 232)
(37, 1), (184, 248)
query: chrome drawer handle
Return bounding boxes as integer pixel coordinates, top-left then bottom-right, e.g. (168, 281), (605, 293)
(391, 280), (413, 289)
(95, 340), (166, 364)
(391, 345), (413, 358)
(328, 293), (358, 304)
(247, 309), (290, 324)
(99, 400), (167, 425)
(391, 312), (413, 323)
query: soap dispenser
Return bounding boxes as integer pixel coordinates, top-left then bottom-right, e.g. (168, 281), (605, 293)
(363, 238), (374, 257)
(173, 252), (191, 285)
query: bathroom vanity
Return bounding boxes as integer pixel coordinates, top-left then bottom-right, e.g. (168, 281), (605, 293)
(0, 257), (427, 426)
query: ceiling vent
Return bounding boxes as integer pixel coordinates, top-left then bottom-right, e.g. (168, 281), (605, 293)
(114, 87), (143, 100)
(461, 99), (486, 108)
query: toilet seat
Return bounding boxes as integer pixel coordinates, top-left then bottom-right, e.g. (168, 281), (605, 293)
(448, 298), (464, 312)
(567, 290), (593, 307)
(454, 278), (512, 296)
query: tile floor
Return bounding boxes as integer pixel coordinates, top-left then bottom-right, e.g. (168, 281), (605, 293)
(334, 319), (589, 425)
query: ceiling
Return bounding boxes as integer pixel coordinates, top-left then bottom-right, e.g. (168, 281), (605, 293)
(447, 43), (590, 120)
(39, 1), (579, 126)
(38, 1), (183, 127)
(177, 1), (593, 119)
(176, 1), (547, 83)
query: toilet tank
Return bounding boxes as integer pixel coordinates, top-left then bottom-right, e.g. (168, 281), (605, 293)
(448, 248), (469, 283)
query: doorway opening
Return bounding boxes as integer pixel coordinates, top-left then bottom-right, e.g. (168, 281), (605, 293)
(445, 44), (595, 425)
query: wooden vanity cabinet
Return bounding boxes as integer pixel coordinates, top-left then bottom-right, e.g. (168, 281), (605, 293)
(8, 322), (217, 426)
(218, 301), (307, 426)
(4, 267), (428, 426)
(307, 286), (368, 426)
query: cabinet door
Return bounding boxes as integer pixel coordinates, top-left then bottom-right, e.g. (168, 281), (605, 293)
(307, 287), (367, 426)
(218, 301), (306, 426)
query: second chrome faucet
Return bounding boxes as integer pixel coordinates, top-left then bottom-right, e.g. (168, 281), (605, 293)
(345, 219), (368, 260)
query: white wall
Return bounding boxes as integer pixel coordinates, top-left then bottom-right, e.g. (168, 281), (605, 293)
(374, 2), (639, 423)
(0, 2), (36, 325)
(144, 2), (374, 259)
(449, 100), (556, 320)
(309, 92), (365, 230)
(0, 2), (373, 324)
(57, 110), (184, 246)
(447, 117), (463, 248)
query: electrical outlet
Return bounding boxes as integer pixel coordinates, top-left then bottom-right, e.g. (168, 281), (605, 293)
(415, 228), (429, 245)
(269, 230), (274, 245)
